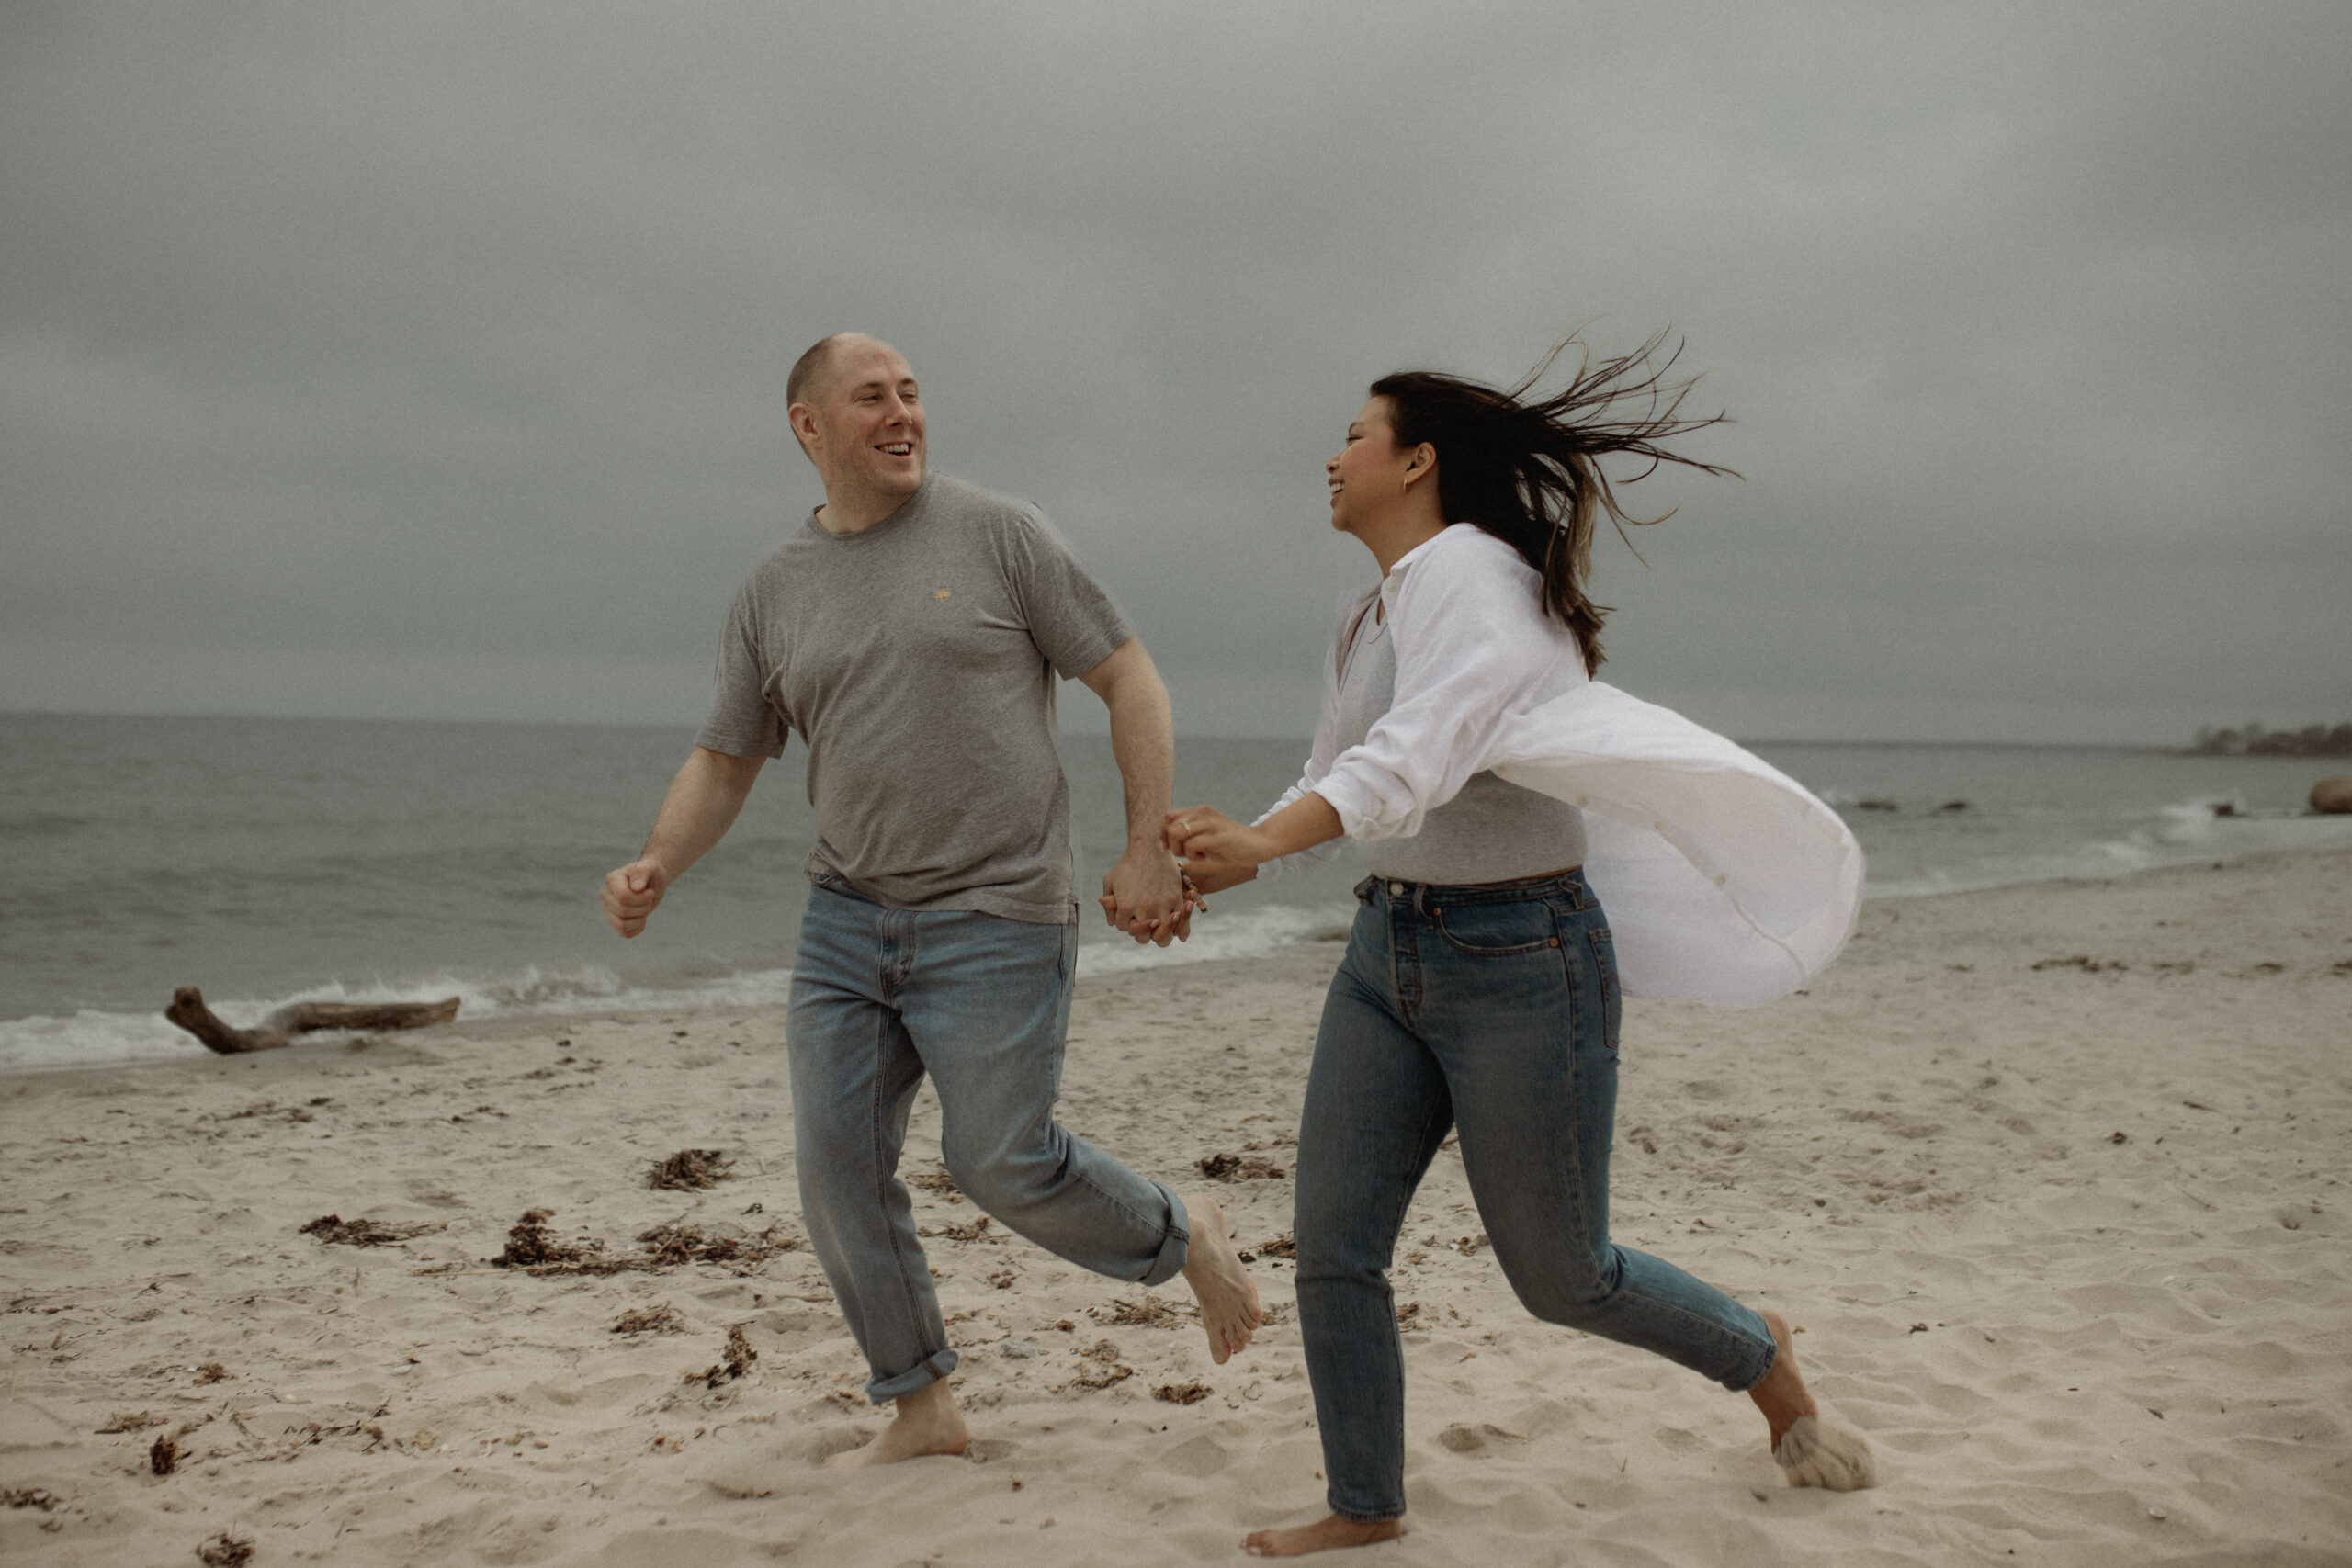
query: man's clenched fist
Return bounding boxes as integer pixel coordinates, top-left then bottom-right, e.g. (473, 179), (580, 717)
(601, 860), (668, 938)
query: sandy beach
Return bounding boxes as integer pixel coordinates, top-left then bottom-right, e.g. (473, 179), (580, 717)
(4, 851), (2346, 1567)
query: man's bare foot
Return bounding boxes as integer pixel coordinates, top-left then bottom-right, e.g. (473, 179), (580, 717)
(1751, 1307), (1876, 1490)
(1179, 1191), (1261, 1364)
(823, 1378), (969, 1469)
(1244, 1515), (1405, 1557)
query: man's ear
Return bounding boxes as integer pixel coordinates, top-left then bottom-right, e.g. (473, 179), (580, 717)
(787, 403), (820, 457)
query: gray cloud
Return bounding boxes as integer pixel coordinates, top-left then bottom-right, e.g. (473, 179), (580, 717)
(5, 1), (2346, 741)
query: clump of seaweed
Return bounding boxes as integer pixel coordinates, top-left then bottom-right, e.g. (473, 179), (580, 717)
(1153, 1382), (1211, 1405)
(907, 1168), (961, 1198)
(3, 1488), (63, 1510)
(1197, 1152), (1286, 1182)
(648, 1148), (734, 1190)
(279, 1410), (388, 1456)
(1069, 1339), (1135, 1392)
(96, 1411), (163, 1434)
(919, 1215), (992, 1242)
(1091, 1297), (1193, 1328)
(197, 1532), (255, 1567)
(1238, 1232), (1298, 1263)
(687, 1324), (759, 1389)
(491, 1210), (803, 1277)
(195, 1362), (234, 1384)
(149, 1433), (178, 1475)
(637, 1222), (802, 1272)
(299, 1214), (445, 1247)
(614, 1303), (685, 1337)
(493, 1209), (611, 1270)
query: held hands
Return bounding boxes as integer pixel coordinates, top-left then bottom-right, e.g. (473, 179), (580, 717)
(1099, 842), (1194, 947)
(601, 859), (670, 939)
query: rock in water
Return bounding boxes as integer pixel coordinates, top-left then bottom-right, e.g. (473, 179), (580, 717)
(2312, 776), (2352, 814)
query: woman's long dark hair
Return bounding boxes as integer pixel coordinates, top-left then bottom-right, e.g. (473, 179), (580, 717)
(1372, 331), (1736, 675)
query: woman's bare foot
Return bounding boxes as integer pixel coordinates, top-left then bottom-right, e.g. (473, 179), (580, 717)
(1747, 1308), (1817, 1445)
(1244, 1515), (1405, 1557)
(1179, 1191), (1261, 1364)
(823, 1378), (969, 1469)
(1750, 1307), (1876, 1490)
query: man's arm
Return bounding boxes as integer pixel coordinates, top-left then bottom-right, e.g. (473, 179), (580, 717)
(1078, 637), (1191, 946)
(600, 746), (766, 938)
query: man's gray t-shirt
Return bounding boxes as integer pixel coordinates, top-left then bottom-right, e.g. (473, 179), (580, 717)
(695, 474), (1131, 925)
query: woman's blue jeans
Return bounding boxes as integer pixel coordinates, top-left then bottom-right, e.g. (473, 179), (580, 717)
(788, 880), (1190, 1404)
(1295, 871), (1777, 1523)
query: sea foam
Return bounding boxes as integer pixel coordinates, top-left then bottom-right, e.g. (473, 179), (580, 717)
(0, 908), (1364, 1076)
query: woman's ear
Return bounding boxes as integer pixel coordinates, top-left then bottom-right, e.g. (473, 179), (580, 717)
(1402, 442), (1438, 489)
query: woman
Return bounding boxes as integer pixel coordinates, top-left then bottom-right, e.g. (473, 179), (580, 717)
(1167, 337), (1875, 1558)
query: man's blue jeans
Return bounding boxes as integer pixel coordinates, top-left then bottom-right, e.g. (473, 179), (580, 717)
(1295, 871), (1778, 1522)
(788, 879), (1191, 1403)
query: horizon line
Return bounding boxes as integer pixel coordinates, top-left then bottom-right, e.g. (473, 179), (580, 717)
(0, 705), (2288, 753)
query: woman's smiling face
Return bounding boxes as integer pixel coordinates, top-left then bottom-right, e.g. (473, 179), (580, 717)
(1326, 397), (1409, 536)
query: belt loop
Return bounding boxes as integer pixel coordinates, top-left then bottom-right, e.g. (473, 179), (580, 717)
(1411, 882), (1430, 920)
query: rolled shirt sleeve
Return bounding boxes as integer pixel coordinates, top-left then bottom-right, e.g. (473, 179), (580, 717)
(1309, 528), (1577, 842)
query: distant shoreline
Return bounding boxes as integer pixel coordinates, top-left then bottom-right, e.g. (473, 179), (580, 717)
(10, 706), (2352, 754)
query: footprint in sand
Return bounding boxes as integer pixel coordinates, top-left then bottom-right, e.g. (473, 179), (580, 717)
(1437, 1422), (1528, 1457)
(699, 1468), (779, 1499)
(1651, 1425), (1706, 1456)
(1162, 1432), (1232, 1476)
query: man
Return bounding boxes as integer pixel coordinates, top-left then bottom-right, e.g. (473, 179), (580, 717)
(601, 333), (1259, 1467)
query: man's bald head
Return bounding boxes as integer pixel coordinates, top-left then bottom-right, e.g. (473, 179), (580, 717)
(787, 332), (891, 412)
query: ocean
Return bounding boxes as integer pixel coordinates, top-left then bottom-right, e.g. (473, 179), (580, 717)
(5, 710), (2347, 1074)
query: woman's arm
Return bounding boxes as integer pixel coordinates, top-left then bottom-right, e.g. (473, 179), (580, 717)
(1167, 792), (1344, 880)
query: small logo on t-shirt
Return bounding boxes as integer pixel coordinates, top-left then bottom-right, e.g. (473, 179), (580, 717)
(933, 588), (952, 600)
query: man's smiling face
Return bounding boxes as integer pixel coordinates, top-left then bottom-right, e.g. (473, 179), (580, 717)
(794, 334), (926, 510)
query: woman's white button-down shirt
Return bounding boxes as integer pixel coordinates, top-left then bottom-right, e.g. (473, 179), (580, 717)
(1256, 525), (1862, 1007)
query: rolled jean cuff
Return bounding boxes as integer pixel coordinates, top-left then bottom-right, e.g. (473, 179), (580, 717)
(1137, 1180), (1190, 1288)
(1329, 1499), (1407, 1525)
(867, 1347), (958, 1404)
(1724, 1326), (1778, 1393)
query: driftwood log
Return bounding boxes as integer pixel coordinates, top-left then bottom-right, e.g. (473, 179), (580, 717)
(164, 987), (460, 1055)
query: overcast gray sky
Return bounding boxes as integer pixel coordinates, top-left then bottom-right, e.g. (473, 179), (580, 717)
(5, 2), (2346, 743)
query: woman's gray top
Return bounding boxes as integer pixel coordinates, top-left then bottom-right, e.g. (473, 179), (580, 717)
(1332, 604), (1586, 886)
